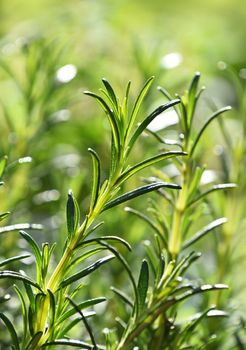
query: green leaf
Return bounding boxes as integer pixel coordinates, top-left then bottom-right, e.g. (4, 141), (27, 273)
(183, 218), (228, 249)
(58, 297), (107, 324)
(190, 106), (232, 156)
(0, 211), (10, 222)
(59, 255), (115, 289)
(66, 190), (80, 239)
(19, 231), (42, 277)
(57, 313), (96, 338)
(102, 78), (118, 108)
(187, 183), (237, 207)
(66, 296), (98, 349)
(157, 85), (173, 101)
(186, 167), (205, 203)
(125, 76), (154, 141)
(103, 182), (181, 211)
(125, 207), (167, 247)
(88, 148), (101, 212)
(13, 285), (28, 343)
(24, 283), (35, 312)
(0, 313), (20, 350)
(42, 339), (103, 349)
(0, 155), (8, 178)
(179, 307), (216, 345)
(28, 306), (35, 335)
(25, 332), (43, 350)
(0, 271), (42, 291)
(0, 254), (31, 268)
(68, 248), (107, 272)
(175, 283), (228, 303)
(84, 91), (121, 154)
(95, 241), (139, 319)
(110, 287), (134, 308)
(47, 289), (56, 329)
(0, 223), (43, 234)
(187, 72), (200, 126)
(137, 260), (149, 313)
(143, 240), (159, 275)
(127, 99), (180, 155)
(122, 81), (131, 120)
(41, 243), (50, 283)
(116, 151), (186, 185)
(84, 235), (132, 252)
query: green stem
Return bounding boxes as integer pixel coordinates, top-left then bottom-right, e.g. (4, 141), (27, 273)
(34, 183), (114, 349)
(168, 164), (188, 258)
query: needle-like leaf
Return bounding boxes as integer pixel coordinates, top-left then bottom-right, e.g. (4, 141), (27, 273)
(59, 255), (115, 289)
(137, 260), (149, 313)
(0, 271), (42, 291)
(125, 76), (154, 141)
(116, 151), (186, 185)
(88, 148), (101, 212)
(127, 99), (180, 155)
(103, 182), (181, 211)
(0, 313), (20, 350)
(190, 106), (232, 156)
(66, 190), (80, 239)
(183, 218), (228, 249)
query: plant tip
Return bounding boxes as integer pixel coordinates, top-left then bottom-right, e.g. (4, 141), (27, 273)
(68, 189), (73, 196)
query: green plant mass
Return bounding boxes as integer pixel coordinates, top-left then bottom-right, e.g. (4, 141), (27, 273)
(0, 1), (246, 349)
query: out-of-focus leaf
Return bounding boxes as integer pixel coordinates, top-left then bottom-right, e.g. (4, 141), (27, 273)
(190, 106), (232, 156)
(175, 284), (228, 303)
(0, 271), (42, 291)
(125, 207), (167, 247)
(187, 183), (237, 207)
(186, 167), (204, 203)
(0, 254), (30, 268)
(183, 218), (227, 249)
(0, 223), (43, 234)
(14, 285), (28, 342)
(0, 313), (20, 350)
(110, 287), (134, 308)
(0, 211), (10, 222)
(25, 332), (43, 350)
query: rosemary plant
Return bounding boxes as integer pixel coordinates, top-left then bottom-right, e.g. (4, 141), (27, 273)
(112, 73), (234, 349)
(0, 77), (185, 349)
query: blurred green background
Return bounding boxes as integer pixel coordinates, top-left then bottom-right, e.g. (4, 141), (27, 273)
(1, 0), (246, 78)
